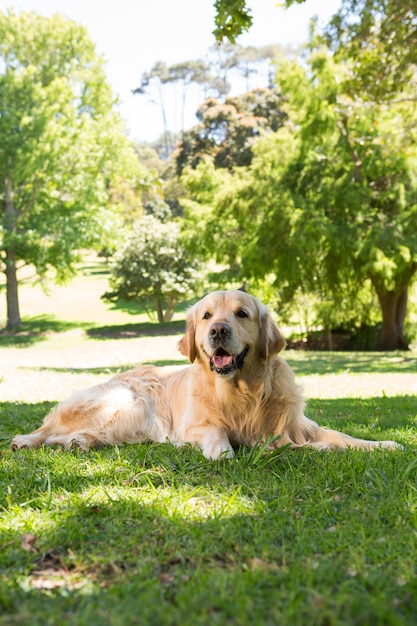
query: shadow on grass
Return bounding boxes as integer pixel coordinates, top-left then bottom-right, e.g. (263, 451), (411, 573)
(81, 262), (110, 277)
(0, 317), (186, 347)
(0, 401), (55, 441)
(0, 494), (416, 626)
(105, 297), (148, 317)
(285, 351), (417, 375)
(306, 395), (417, 433)
(105, 296), (196, 318)
(87, 320), (186, 340)
(0, 316), (91, 348)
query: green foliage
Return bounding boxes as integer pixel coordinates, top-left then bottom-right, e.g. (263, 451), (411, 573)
(180, 157), (254, 287)
(272, 48), (417, 348)
(104, 215), (202, 323)
(213, 0), (417, 84)
(213, 0), (253, 43)
(324, 0), (417, 101)
(0, 10), (144, 327)
(256, 50), (417, 290)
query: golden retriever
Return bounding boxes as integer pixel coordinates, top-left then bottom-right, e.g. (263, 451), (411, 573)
(11, 290), (400, 458)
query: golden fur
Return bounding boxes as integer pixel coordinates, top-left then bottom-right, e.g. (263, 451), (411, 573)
(11, 290), (400, 458)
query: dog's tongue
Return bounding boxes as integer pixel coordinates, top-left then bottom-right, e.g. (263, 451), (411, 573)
(212, 355), (233, 368)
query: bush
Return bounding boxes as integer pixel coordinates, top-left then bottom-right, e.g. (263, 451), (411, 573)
(103, 215), (201, 322)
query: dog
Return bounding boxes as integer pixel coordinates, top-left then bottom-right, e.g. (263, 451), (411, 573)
(11, 290), (400, 459)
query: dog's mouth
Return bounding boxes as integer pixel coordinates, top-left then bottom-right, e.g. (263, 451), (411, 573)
(209, 347), (249, 376)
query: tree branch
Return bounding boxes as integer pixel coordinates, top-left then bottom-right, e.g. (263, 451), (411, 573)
(335, 113), (363, 183)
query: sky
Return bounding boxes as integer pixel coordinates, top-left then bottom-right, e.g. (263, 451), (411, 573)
(0, 0), (340, 143)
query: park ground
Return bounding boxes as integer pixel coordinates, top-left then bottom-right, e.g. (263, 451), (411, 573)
(1, 259), (417, 625)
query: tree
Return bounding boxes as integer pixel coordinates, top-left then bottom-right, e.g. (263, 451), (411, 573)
(133, 61), (173, 158)
(206, 42), (282, 95)
(0, 10), (143, 329)
(207, 0), (417, 349)
(180, 157), (251, 286)
(134, 44), (282, 158)
(175, 87), (287, 173)
(272, 50), (417, 350)
(133, 59), (220, 158)
(103, 215), (201, 323)
(182, 50), (417, 350)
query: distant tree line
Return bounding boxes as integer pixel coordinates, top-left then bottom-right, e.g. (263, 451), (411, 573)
(1, 3), (416, 351)
(133, 44), (281, 158)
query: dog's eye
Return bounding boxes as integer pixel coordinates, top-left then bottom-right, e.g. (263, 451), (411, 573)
(236, 309), (248, 319)
(203, 311), (211, 320)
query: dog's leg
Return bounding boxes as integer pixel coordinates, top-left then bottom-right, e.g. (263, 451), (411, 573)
(11, 374), (166, 452)
(11, 425), (51, 450)
(11, 401), (88, 450)
(286, 415), (401, 451)
(308, 424), (401, 451)
(180, 423), (234, 460)
(43, 432), (103, 451)
(201, 428), (235, 460)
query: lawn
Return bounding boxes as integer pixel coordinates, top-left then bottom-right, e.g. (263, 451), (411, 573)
(1, 264), (417, 625)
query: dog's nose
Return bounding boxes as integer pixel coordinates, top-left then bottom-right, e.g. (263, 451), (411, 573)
(209, 322), (231, 341)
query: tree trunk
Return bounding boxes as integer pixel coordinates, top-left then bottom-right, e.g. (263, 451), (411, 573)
(326, 328), (333, 351)
(158, 83), (171, 159)
(4, 176), (22, 329)
(155, 297), (164, 324)
(5, 248), (21, 329)
(163, 297), (176, 323)
(375, 285), (409, 350)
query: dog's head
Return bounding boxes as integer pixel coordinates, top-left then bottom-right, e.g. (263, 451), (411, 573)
(178, 290), (285, 379)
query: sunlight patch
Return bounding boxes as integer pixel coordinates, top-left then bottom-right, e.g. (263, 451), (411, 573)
(19, 569), (97, 595)
(77, 484), (257, 520)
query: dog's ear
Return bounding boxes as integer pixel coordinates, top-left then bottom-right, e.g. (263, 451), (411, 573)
(258, 309), (286, 360)
(178, 308), (197, 363)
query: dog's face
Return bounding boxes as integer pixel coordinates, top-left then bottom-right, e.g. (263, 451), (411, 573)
(179, 290), (285, 379)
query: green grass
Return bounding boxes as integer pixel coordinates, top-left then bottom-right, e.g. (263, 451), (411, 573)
(1, 419), (417, 625)
(1, 377), (417, 625)
(1, 262), (417, 625)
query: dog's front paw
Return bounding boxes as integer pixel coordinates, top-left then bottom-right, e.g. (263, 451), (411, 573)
(11, 434), (35, 450)
(203, 441), (235, 460)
